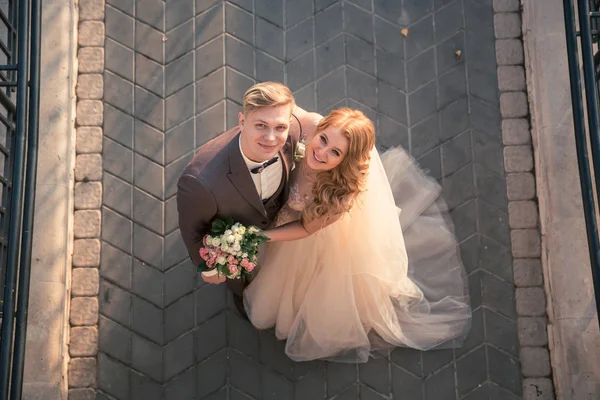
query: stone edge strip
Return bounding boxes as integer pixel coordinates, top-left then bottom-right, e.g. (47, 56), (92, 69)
(493, 0), (555, 399)
(67, 0), (104, 398)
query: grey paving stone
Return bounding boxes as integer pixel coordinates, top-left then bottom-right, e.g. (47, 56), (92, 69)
(391, 365), (423, 399)
(135, 120), (164, 165)
(256, 51), (284, 83)
(164, 293), (194, 343)
(134, 153), (163, 199)
(450, 199), (477, 242)
(286, 0), (313, 28)
(197, 101), (226, 145)
(131, 333), (163, 382)
(105, 38), (135, 82)
(225, 3), (253, 44)
(132, 258), (163, 307)
(226, 67), (254, 105)
(488, 345), (522, 395)
(136, 0), (164, 32)
(438, 64), (467, 109)
(407, 48), (436, 93)
(424, 365), (455, 400)
(376, 48), (405, 90)
(411, 113), (440, 158)
(196, 350), (228, 398)
(166, 85), (195, 130)
(409, 81), (437, 126)
(346, 67), (377, 109)
(197, 0), (220, 14)
(482, 271), (517, 319)
(133, 223), (164, 269)
(133, 187), (164, 234)
(225, 35), (255, 77)
(327, 362), (357, 397)
(101, 240), (132, 288)
(165, 153), (193, 199)
(165, 52), (192, 97)
(105, 5), (134, 48)
(315, 0), (338, 12)
(136, 54), (163, 97)
(131, 371), (163, 400)
(378, 81), (407, 125)
(256, 0), (284, 28)
(230, 351), (261, 397)
(104, 173), (133, 218)
(102, 207), (133, 254)
(316, 35), (345, 79)
(164, 229), (189, 268)
(136, 21), (164, 63)
(98, 353), (130, 399)
(99, 315), (131, 363)
(99, 279), (132, 328)
(457, 346), (487, 395)
(315, 3), (342, 47)
(164, 367), (194, 399)
(442, 130), (472, 176)
(316, 66), (346, 110)
(196, 4), (223, 45)
(345, 3), (373, 43)
(378, 115), (409, 150)
(286, 17), (314, 61)
(166, 20), (194, 63)
(256, 18), (284, 60)
(294, 83), (316, 111)
(166, 0), (192, 31)
(132, 295), (163, 344)
(104, 71), (133, 114)
(346, 35), (375, 76)
(108, 0), (133, 15)
(104, 103), (134, 148)
(286, 50), (315, 92)
(165, 118), (194, 164)
(196, 36), (224, 79)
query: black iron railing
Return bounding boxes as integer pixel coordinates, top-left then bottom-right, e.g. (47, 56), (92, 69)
(563, 0), (600, 329)
(0, 0), (41, 398)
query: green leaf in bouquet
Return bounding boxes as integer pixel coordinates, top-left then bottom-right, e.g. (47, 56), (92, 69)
(197, 259), (209, 273)
(225, 216), (234, 227)
(211, 219), (226, 233)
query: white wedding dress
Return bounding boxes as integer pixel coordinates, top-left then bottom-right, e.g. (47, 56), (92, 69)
(243, 146), (472, 363)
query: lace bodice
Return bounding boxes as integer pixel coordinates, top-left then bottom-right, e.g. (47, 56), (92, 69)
(274, 171), (314, 226)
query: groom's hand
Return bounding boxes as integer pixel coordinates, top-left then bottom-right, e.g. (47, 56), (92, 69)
(202, 273), (226, 284)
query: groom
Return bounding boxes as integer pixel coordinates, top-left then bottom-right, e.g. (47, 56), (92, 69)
(177, 81), (314, 318)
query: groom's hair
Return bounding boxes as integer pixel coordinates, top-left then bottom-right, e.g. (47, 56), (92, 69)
(243, 82), (295, 115)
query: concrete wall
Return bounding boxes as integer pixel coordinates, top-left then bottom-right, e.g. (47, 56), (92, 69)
(22, 0), (77, 398)
(522, 0), (600, 398)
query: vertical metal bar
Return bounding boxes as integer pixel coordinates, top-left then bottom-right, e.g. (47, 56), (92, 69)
(0, 0), (28, 394)
(565, 0), (600, 330)
(10, 0), (39, 395)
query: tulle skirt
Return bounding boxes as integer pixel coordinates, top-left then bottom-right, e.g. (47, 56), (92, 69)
(243, 147), (471, 363)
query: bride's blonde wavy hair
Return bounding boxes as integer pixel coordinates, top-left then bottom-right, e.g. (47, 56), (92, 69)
(302, 108), (375, 223)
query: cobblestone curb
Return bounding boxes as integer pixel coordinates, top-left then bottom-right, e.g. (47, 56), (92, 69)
(493, 1), (555, 398)
(68, 0), (104, 396)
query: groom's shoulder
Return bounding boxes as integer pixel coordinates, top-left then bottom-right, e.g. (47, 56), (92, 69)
(181, 127), (239, 180)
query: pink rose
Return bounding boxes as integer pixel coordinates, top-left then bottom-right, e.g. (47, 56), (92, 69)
(241, 258), (249, 268)
(199, 248), (209, 261)
(245, 262), (255, 272)
(228, 264), (239, 274)
(227, 255), (239, 265)
(202, 235), (208, 246)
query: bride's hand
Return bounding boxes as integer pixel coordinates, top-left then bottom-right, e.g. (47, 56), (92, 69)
(201, 270), (226, 284)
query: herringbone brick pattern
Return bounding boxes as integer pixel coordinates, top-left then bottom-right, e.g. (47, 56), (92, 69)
(98, 0), (520, 398)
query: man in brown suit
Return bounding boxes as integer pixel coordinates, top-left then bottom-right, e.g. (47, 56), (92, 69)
(177, 82), (315, 318)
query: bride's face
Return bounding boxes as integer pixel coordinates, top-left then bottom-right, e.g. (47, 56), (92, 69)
(305, 126), (349, 171)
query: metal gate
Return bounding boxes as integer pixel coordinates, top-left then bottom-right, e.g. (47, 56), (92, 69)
(563, 0), (600, 330)
(0, 0), (42, 397)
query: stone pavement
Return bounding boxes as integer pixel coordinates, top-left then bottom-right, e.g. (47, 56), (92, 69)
(93, 0), (521, 398)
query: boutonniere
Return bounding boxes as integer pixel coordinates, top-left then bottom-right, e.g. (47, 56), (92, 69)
(294, 141), (306, 161)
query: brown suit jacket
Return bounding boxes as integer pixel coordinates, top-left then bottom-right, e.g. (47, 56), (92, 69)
(177, 122), (300, 292)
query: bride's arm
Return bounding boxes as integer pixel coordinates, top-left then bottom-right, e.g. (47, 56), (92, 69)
(262, 213), (343, 242)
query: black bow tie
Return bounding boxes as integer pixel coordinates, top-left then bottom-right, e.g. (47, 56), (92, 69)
(251, 156), (279, 174)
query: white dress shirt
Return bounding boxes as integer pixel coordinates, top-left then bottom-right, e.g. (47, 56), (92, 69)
(239, 137), (283, 200)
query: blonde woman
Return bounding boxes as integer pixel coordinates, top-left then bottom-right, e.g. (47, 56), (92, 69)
(244, 108), (472, 363)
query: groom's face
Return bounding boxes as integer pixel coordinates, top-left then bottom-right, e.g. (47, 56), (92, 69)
(239, 105), (292, 162)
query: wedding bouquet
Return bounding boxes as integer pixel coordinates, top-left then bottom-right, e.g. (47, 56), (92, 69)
(198, 217), (269, 279)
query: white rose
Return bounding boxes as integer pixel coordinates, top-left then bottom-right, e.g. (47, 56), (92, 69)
(221, 243), (229, 251)
(248, 226), (259, 234)
(238, 226), (246, 234)
(242, 253), (248, 258)
(224, 229), (233, 236)
(237, 251), (243, 257)
(216, 256), (226, 265)
(227, 234), (235, 243)
(234, 233), (243, 242)
(211, 237), (221, 246)
(233, 243), (241, 251)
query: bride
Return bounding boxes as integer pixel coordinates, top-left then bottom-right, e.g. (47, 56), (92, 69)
(243, 107), (471, 363)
